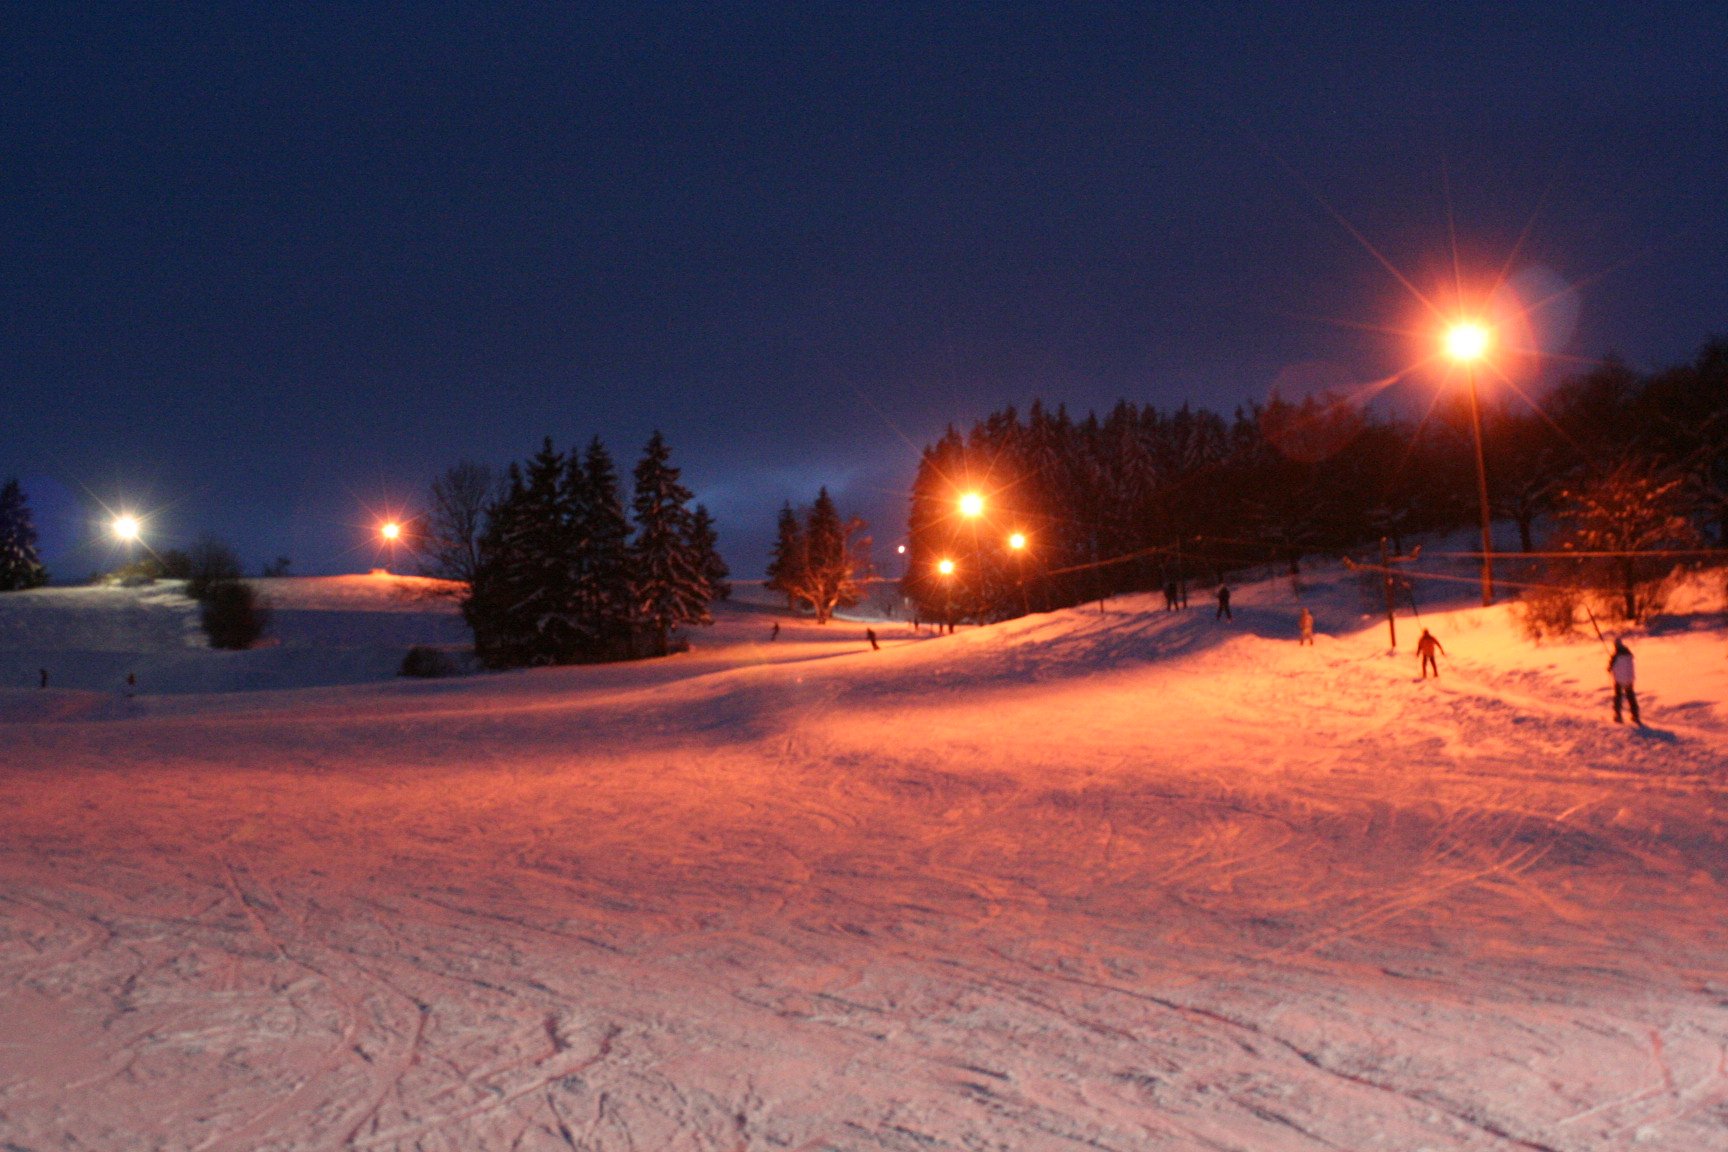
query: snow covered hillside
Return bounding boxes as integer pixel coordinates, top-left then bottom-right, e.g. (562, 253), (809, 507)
(2, 567), (1726, 1150)
(0, 574), (467, 701)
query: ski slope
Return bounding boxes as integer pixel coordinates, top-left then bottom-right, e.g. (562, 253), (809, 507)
(2, 568), (1726, 1150)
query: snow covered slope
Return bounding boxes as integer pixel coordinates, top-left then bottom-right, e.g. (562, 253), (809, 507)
(2, 566), (1725, 1150)
(0, 574), (468, 699)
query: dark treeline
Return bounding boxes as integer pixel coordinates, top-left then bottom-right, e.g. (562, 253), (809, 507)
(463, 431), (729, 668)
(905, 338), (1728, 622)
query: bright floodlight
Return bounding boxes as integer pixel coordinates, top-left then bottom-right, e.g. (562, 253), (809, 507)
(1008, 532), (1027, 550)
(937, 558), (956, 576)
(958, 492), (984, 518)
(1444, 322), (1491, 363)
(111, 514), (141, 542)
(381, 521), (402, 541)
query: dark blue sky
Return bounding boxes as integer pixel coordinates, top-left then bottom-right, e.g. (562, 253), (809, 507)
(5, 4), (1725, 579)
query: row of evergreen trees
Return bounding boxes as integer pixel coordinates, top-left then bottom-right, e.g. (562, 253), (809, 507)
(0, 479), (48, 591)
(904, 337), (1728, 621)
(463, 432), (729, 667)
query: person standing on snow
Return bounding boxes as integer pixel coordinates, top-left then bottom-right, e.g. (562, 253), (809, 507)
(1416, 628), (1443, 679)
(1298, 607), (1314, 646)
(1609, 638), (1641, 725)
(1215, 584), (1232, 621)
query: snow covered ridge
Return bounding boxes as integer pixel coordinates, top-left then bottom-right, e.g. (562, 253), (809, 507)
(1, 562), (1726, 1148)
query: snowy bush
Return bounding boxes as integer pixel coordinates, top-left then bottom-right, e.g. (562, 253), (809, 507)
(400, 646), (456, 677)
(184, 537), (244, 602)
(1516, 583), (1581, 640)
(200, 580), (268, 649)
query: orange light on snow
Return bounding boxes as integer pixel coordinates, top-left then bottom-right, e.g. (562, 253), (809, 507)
(1443, 321), (1491, 364)
(958, 492), (984, 518)
(937, 558), (956, 576)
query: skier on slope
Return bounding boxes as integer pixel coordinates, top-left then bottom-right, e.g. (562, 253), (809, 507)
(1298, 607), (1314, 646)
(1215, 584), (1232, 621)
(1416, 628), (1443, 679)
(1609, 638), (1641, 726)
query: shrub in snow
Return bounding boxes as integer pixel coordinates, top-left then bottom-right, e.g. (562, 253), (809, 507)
(1516, 582), (1581, 640)
(201, 580), (268, 649)
(184, 537), (245, 602)
(400, 646), (455, 678)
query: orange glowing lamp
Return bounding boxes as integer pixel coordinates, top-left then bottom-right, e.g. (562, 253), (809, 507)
(381, 521), (402, 542)
(937, 558), (956, 576)
(1444, 321), (1491, 364)
(958, 492), (984, 518)
(1008, 532), (1027, 551)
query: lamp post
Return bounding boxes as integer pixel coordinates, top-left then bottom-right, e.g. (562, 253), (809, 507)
(1445, 322), (1494, 606)
(958, 491), (984, 622)
(1007, 531), (1030, 615)
(937, 557), (956, 633)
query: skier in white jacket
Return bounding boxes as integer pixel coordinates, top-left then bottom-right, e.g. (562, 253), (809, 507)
(1609, 639), (1641, 726)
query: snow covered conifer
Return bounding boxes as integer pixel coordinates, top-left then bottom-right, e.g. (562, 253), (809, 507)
(765, 502), (805, 609)
(464, 464), (539, 667)
(690, 503), (729, 602)
(464, 442), (584, 667)
(569, 437), (635, 659)
(0, 478), (48, 591)
(630, 431), (710, 656)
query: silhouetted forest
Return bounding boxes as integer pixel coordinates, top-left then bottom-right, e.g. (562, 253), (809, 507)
(905, 338), (1728, 621)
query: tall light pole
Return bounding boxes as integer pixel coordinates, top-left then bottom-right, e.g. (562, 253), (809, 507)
(1007, 531), (1030, 615)
(958, 491), (984, 622)
(936, 557), (956, 633)
(1445, 321), (1494, 605)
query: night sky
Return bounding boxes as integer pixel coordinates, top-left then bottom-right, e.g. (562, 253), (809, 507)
(4, 4), (1725, 579)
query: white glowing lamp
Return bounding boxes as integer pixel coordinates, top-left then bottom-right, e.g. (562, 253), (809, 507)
(112, 514), (141, 542)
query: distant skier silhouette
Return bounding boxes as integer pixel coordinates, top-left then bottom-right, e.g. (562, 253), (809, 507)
(1298, 607), (1314, 646)
(1215, 585), (1232, 621)
(1609, 638), (1641, 725)
(770, 622), (779, 641)
(866, 627), (879, 651)
(38, 668), (48, 689)
(1416, 629), (1443, 679)
(1164, 581), (1178, 611)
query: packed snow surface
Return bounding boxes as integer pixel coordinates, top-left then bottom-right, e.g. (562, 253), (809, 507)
(2, 568), (1726, 1150)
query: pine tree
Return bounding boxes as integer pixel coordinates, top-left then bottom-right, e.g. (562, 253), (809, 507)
(463, 441), (584, 667)
(630, 431), (710, 656)
(464, 464), (539, 667)
(569, 437), (635, 659)
(0, 478), (48, 591)
(765, 502), (804, 609)
(690, 503), (730, 602)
